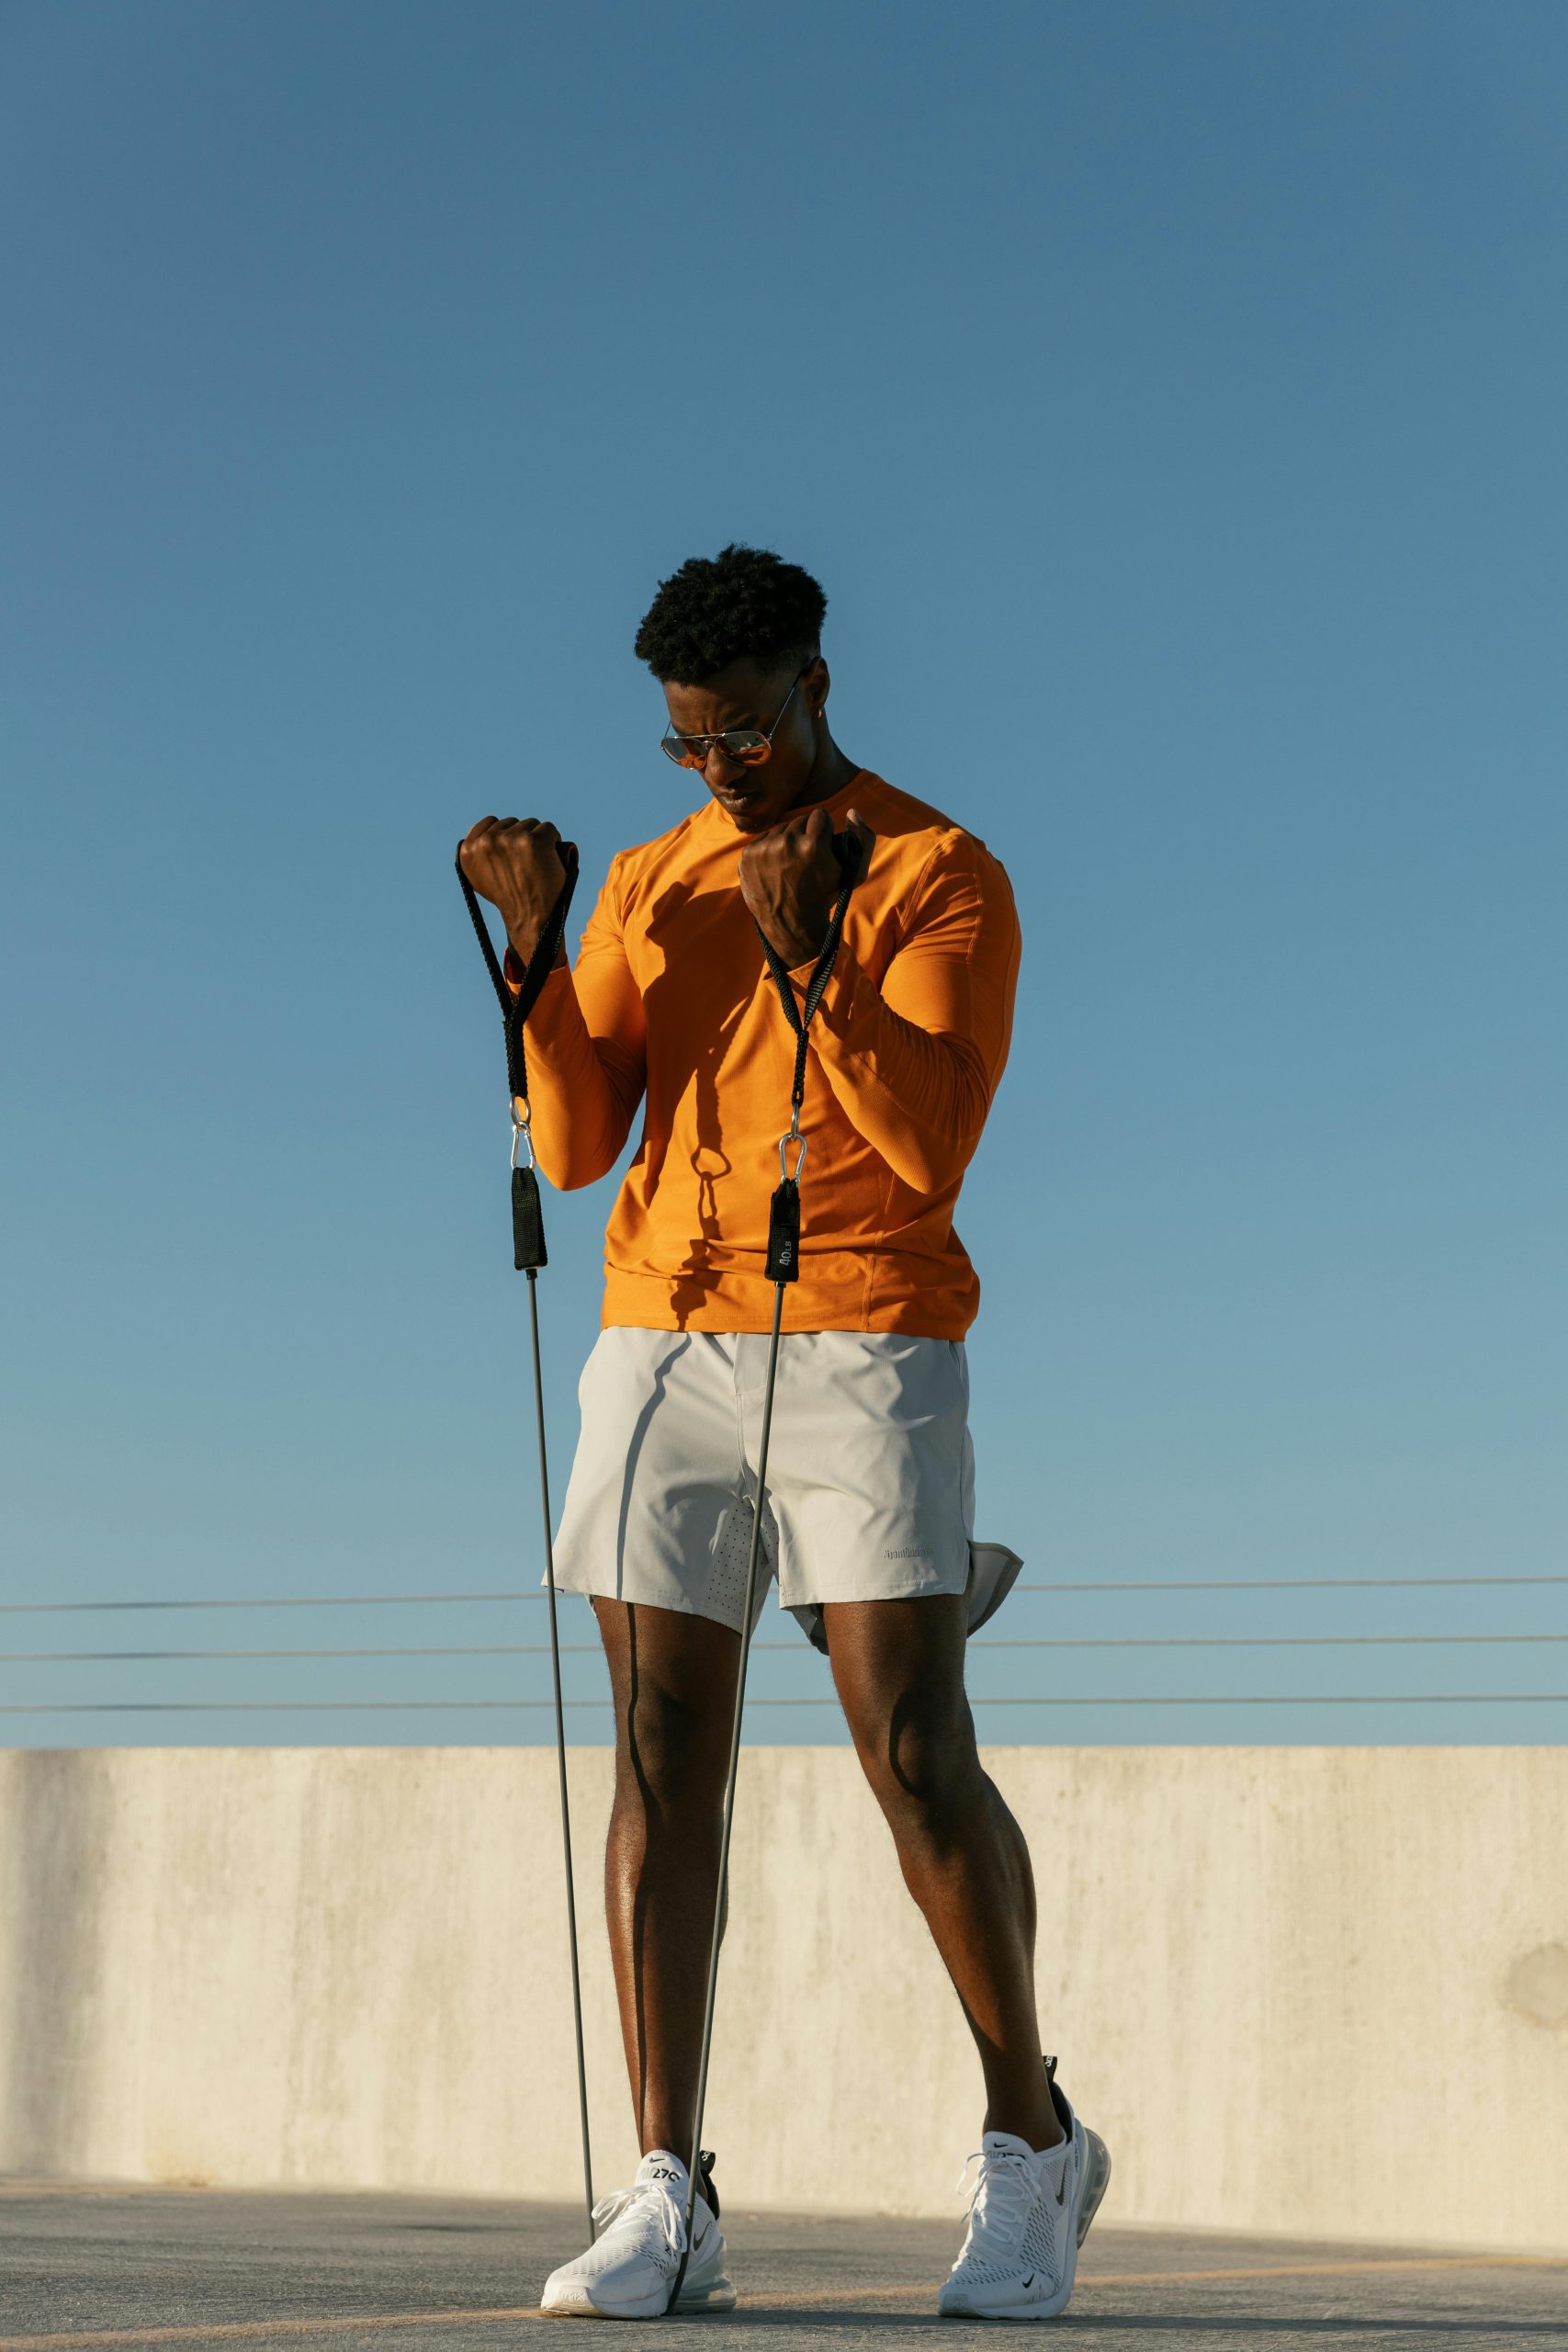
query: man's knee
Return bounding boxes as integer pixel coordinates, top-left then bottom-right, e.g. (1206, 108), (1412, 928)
(615, 1680), (728, 1820)
(847, 1680), (983, 1843)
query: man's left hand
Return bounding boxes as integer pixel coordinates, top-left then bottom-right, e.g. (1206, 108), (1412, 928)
(738, 806), (874, 968)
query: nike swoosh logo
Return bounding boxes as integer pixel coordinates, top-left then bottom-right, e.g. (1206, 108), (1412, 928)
(1021, 2273), (1035, 2290)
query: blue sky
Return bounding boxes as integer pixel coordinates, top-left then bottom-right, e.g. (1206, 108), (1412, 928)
(3, 0), (1563, 1745)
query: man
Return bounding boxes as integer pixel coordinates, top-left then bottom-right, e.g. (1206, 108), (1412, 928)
(459, 544), (1108, 2322)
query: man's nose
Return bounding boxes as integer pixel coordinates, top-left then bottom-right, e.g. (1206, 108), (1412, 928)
(703, 746), (749, 789)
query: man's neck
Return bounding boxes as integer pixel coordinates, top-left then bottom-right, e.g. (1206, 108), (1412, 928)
(786, 737), (861, 811)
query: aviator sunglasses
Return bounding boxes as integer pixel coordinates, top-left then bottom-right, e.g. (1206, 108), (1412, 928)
(660, 673), (807, 769)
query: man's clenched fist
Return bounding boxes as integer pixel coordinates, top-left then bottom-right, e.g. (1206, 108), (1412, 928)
(738, 805), (874, 969)
(459, 816), (572, 969)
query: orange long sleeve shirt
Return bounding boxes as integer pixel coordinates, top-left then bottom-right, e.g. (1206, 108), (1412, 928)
(511, 768), (1021, 1339)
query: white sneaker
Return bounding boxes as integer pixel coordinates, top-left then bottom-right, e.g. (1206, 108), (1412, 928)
(937, 2064), (1111, 2321)
(540, 2149), (736, 2320)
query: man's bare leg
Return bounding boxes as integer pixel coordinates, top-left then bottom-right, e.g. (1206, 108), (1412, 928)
(592, 1596), (739, 2157)
(822, 1593), (1061, 2150)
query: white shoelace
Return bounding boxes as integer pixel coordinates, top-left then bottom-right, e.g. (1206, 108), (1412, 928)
(953, 2144), (1037, 2258)
(589, 2177), (688, 2261)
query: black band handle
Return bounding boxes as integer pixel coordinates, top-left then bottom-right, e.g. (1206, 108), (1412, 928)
(455, 838), (580, 1110)
(456, 839), (580, 1274)
(753, 828), (863, 1115)
(754, 829), (864, 1284)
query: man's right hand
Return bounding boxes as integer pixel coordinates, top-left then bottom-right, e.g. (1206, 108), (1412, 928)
(459, 816), (571, 969)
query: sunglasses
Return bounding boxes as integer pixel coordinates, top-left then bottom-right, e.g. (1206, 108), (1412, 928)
(660, 673), (804, 769)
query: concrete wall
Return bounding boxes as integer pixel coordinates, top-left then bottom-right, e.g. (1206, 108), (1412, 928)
(1, 1746), (1564, 2250)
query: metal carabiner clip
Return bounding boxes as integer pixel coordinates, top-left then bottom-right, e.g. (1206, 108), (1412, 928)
(510, 1098), (536, 1173)
(777, 1104), (807, 1186)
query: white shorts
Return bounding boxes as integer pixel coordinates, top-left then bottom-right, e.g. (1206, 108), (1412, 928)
(550, 1327), (1021, 1650)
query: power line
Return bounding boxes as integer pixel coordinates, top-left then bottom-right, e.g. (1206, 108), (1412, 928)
(2, 1694), (1565, 1714)
(2, 1573), (1563, 1615)
(6, 1636), (1561, 1674)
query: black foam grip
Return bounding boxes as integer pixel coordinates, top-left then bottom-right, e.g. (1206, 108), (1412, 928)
(512, 1164), (548, 1271)
(829, 828), (863, 885)
(765, 1179), (801, 1283)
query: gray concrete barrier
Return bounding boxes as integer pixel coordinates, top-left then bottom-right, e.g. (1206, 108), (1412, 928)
(0, 1747), (1563, 2249)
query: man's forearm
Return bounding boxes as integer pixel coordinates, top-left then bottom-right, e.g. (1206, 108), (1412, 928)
(790, 950), (997, 1194)
(502, 963), (643, 1189)
(502, 937), (568, 982)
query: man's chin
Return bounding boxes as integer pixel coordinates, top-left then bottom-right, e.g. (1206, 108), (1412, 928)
(713, 797), (784, 833)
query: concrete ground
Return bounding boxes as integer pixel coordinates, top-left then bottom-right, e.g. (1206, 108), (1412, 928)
(1, 2183), (1564, 2351)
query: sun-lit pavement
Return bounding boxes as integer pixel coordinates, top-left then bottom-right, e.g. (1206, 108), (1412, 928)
(1, 2182), (1564, 2349)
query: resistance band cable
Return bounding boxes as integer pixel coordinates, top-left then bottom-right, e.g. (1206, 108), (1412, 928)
(454, 838), (595, 2245)
(670, 830), (863, 2312)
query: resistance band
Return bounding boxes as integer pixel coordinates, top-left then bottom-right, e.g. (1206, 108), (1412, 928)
(670, 829), (863, 2312)
(454, 838), (595, 2245)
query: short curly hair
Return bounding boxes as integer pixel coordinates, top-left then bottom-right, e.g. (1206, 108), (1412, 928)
(634, 543), (828, 684)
